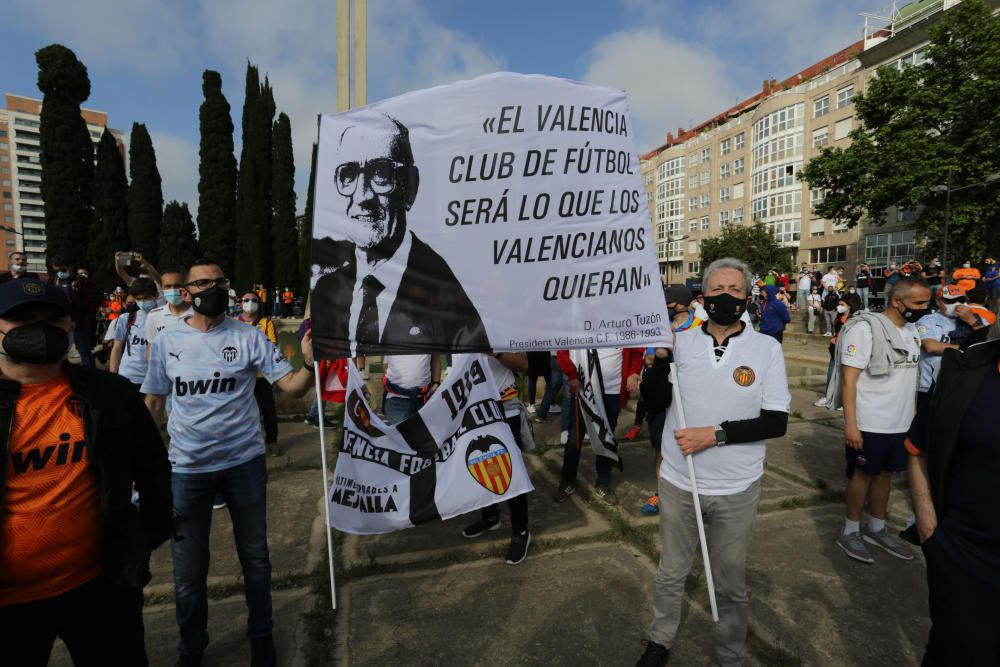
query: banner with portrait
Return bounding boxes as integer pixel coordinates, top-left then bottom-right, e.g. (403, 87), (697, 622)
(329, 353), (533, 535)
(309, 71), (672, 359)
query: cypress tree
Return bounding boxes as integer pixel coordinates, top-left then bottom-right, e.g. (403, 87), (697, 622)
(234, 63), (263, 287)
(126, 123), (163, 264)
(196, 70), (237, 275)
(35, 44), (94, 267)
(89, 129), (129, 287)
(270, 112), (298, 292)
(298, 142), (317, 295)
(256, 78), (275, 287)
(158, 201), (200, 270)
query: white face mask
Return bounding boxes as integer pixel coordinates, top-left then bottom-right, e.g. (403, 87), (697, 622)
(963, 263), (971, 268)
(242, 301), (259, 314)
(943, 302), (959, 318)
(836, 305), (848, 314)
(11, 264), (25, 274)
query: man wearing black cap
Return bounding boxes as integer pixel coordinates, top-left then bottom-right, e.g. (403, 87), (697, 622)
(0, 278), (172, 666)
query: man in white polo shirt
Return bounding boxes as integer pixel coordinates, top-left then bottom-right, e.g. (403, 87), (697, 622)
(145, 267), (192, 345)
(382, 354), (440, 425)
(141, 259), (315, 667)
(638, 257), (791, 667)
(835, 276), (928, 565)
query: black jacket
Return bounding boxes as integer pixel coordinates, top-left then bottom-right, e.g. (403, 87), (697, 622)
(913, 337), (1000, 510)
(311, 232), (490, 357)
(0, 363), (172, 590)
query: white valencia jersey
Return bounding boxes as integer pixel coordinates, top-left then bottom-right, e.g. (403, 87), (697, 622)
(660, 326), (791, 495)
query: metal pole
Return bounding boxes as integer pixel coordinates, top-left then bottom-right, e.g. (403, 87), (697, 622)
(353, 0), (367, 107)
(336, 0), (350, 112)
(314, 361), (337, 610)
(942, 167), (951, 281)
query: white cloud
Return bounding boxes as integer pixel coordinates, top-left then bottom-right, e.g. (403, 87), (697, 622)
(148, 131), (199, 217)
(583, 28), (741, 152)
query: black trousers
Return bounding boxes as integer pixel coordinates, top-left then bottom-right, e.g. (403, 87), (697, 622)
(922, 535), (1000, 666)
(0, 575), (147, 667)
(481, 415), (530, 531)
(254, 376), (279, 444)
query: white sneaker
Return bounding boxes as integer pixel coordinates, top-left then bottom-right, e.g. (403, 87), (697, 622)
(823, 332), (833, 337)
(813, 397), (828, 407)
(550, 404), (562, 414)
(560, 430), (569, 445)
(526, 404), (537, 416)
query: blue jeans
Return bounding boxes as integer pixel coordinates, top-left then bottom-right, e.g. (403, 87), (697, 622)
(384, 395), (420, 425)
(171, 456), (273, 656)
(73, 328), (96, 369)
(856, 287), (870, 310)
(537, 359), (564, 419)
(561, 394), (621, 487)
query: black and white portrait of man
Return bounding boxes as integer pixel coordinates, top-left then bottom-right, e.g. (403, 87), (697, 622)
(311, 113), (490, 357)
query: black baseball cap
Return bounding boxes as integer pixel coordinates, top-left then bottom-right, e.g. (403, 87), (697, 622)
(0, 278), (70, 317)
(664, 284), (694, 306)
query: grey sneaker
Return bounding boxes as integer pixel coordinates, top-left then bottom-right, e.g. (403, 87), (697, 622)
(863, 527), (915, 561)
(593, 485), (619, 505)
(836, 531), (874, 563)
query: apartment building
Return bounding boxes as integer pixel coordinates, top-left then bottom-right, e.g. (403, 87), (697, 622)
(1, 94), (126, 273)
(641, 0), (1000, 285)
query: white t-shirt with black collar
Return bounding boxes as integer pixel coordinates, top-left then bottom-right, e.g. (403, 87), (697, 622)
(659, 324), (791, 495)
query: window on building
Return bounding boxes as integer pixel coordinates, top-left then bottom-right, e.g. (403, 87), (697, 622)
(733, 207), (744, 224)
(689, 219), (698, 232)
(700, 170), (710, 186)
(646, 172), (655, 186)
(2, 192), (10, 199)
(812, 126), (829, 148)
(837, 85), (854, 108)
(0, 156), (8, 163)
(689, 196), (698, 211)
(735, 132), (745, 150)
(3, 215), (11, 223)
(688, 175), (698, 189)
(767, 218), (801, 243)
(733, 182), (744, 199)
(835, 118), (853, 140)
(733, 157), (745, 174)
(810, 188), (826, 213)
(814, 95), (829, 118)
(720, 210), (730, 227)
(720, 138), (732, 155)
(666, 157), (684, 177)
(865, 230), (916, 270)
(2, 204), (12, 211)
(701, 216), (710, 230)
(720, 187), (730, 203)
(810, 246), (847, 264)
(701, 147), (711, 163)
(700, 193), (709, 208)
(4, 240), (12, 247)
(0, 130), (7, 138)
(720, 162), (730, 179)
(1, 168), (10, 175)
(689, 153), (700, 167)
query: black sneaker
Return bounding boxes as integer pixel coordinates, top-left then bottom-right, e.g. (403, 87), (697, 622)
(553, 483), (577, 503)
(593, 484), (619, 505)
(461, 516), (501, 538)
(505, 529), (531, 564)
(266, 442), (282, 457)
(899, 524), (920, 546)
(250, 633), (277, 667)
(636, 639), (670, 667)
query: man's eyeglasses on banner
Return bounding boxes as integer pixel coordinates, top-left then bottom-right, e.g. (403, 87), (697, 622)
(334, 159), (412, 196)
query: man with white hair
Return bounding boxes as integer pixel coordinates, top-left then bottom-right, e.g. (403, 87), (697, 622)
(637, 257), (791, 667)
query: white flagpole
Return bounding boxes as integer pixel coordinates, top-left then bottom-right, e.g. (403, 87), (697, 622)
(314, 360), (337, 610)
(669, 362), (719, 622)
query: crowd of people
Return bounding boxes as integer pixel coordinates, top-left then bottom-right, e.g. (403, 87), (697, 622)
(0, 243), (997, 666)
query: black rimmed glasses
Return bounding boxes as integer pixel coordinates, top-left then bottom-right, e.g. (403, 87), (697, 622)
(335, 159), (407, 196)
(186, 278), (230, 291)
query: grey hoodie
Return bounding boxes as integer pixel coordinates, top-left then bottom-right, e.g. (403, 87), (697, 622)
(824, 311), (914, 409)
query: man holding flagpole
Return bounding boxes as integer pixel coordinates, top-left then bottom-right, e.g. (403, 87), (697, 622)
(637, 257), (791, 667)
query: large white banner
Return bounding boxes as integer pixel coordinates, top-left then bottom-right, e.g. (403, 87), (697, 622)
(310, 71), (669, 359)
(330, 354), (533, 535)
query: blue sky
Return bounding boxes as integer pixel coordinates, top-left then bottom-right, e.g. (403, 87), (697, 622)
(2, 0), (882, 214)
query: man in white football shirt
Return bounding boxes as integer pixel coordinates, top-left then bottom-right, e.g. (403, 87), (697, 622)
(836, 276), (929, 564)
(638, 257), (791, 667)
(142, 260), (315, 667)
(145, 267), (192, 346)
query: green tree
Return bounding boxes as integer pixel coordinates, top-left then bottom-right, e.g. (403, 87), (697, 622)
(699, 222), (795, 277)
(270, 112), (299, 292)
(126, 122), (163, 263)
(234, 63), (275, 288)
(158, 201), (200, 270)
(35, 44), (94, 267)
(299, 142), (317, 295)
(800, 0), (1000, 259)
(196, 70), (237, 274)
(88, 129), (129, 287)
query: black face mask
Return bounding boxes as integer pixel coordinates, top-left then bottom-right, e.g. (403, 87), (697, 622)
(1, 321), (70, 365)
(898, 303), (930, 324)
(124, 302), (139, 314)
(704, 293), (746, 326)
(191, 285), (229, 317)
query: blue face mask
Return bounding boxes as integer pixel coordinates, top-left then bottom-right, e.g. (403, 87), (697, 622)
(163, 289), (184, 306)
(56, 271), (71, 280)
(138, 300), (157, 313)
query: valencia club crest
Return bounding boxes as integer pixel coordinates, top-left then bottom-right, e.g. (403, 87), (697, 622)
(466, 435), (513, 495)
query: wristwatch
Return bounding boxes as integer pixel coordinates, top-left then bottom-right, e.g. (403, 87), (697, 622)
(714, 425), (728, 446)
